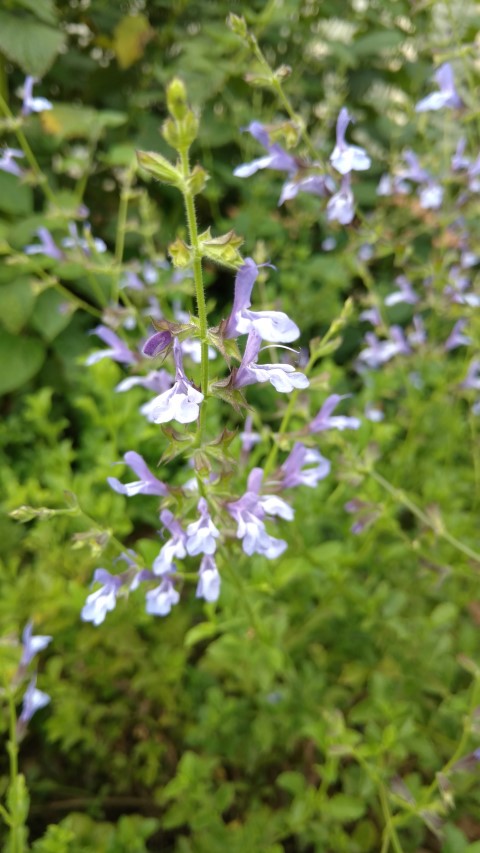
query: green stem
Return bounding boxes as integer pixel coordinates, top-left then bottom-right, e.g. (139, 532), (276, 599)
(113, 165), (135, 304)
(369, 469), (480, 565)
(7, 693), (22, 853)
(179, 146), (209, 442)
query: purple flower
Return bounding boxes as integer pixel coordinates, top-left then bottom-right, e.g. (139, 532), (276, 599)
(186, 498), (220, 556)
(419, 182), (443, 210)
(18, 675), (50, 727)
(309, 394), (361, 432)
(196, 555), (221, 603)
(86, 325), (137, 366)
(408, 315), (427, 347)
(240, 414), (261, 454)
(224, 258), (299, 343)
(234, 121), (298, 179)
(444, 319), (471, 351)
(227, 468), (290, 558)
(115, 369), (173, 394)
(451, 138), (470, 171)
(326, 174), (355, 225)
(330, 108), (371, 175)
(357, 326), (410, 369)
(345, 499), (380, 534)
(278, 173), (335, 206)
(20, 621), (52, 668)
(153, 510), (187, 575)
(398, 150), (430, 184)
(81, 569), (124, 625)
(142, 330), (173, 357)
(365, 403), (384, 422)
(360, 306), (382, 327)
(25, 227), (64, 260)
(234, 330), (309, 393)
(108, 451), (169, 497)
(0, 147), (24, 176)
(376, 174), (410, 196)
(415, 63), (462, 112)
(21, 76), (53, 115)
(62, 222), (106, 255)
(461, 360), (480, 392)
(145, 576), (180, 616)
(385, 276), (418, 307)
(280, 442), (331, 488)
(140, 338), (203, 424)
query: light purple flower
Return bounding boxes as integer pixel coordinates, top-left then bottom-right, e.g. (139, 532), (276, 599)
(25, 227), (63, 260)
(225, 258), (299, 343)
(186, 498), (220, 556)
(278, 173), (335, 206)
(419, 182), (443, 210)
(196, 555), (221, 603)
(326, 174), (355, 225)
(385, 275), (418, 307)
(18, 676), (50, 727)
(22, 76), (53, 115)
(357, 326), (410, 369)
(451, 138), (470, 171)
(140, 338), (203, 424)
(408, 315), (427, 347)
(234, 330), (309, 394)
(153, 510), (187, 575)
(20, 622), (52, 668)
(108, 451), (169, 497)
(330, 108), (371, 175)
(444, 319), (471, 351)
(227, 468), (290, 558)
(62, 222), (106, 255)
(145, 576), (180, 616)
(345, 499), (380, 534)
(309, 394), (361, 432)
(415, 63), (462, 112)
(398, 150), (430, 184)
(376, 174), (410, 196)
(115, 369), (173, 394)
(87, 325), (137, 366)
(240, 414), (261, 454)
(365, 403), (384, 422)
(461, 360), (480, 392)
(234, 121), (298, 179)
(81, 569), (124, 626)
(0, 147), (24, 176)
(360, 306), (382, 327)
(280, 442), (331, 488)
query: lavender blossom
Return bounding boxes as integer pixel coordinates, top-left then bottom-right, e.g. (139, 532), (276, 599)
(419, 182), (443, 210)
(140, 338), (203, 424)
(280, 443), (331, 488)
(62, 222), (107, 255)
(278, 173), (335, 206)
(385, 276), (418, 307)
(408, 315), (427, 348)
(309, 394), (361, 432)
(227, 468), (290, 558)
(415, 63), (462, 112)
(108, 451), (169, 497)
(142, 330), (173, 357)
(225, 258), (299, 342)
(0, 147), (24, 176)
(81, 569), (124, 625)
(115, 370), (173, 394)
(25, 227), (64, 260)
(330, 108), (371, 175)
(234, 121), (298, 179)
(196, 555), (221, 603)
(145, 576), (180, 616)
(18, 676), (50, 728)
(22, 76), (53, 115)
(186, 498), (220, 556)
(444, 319), (471, 351)
(20, 622), (52, 668)
(357, 326), (410, 369)
(87, 325), (137, 366)
(460, 360), (480, 392)
(240, 414), (261, 454)
(326, 174), (355, 225)
(234, 330), (309, 394)
(153, 510), (187, 575)
(451, 138), (470, 171)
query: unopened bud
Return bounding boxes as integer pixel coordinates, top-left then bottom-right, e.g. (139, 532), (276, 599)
(166, 78), (188, 120)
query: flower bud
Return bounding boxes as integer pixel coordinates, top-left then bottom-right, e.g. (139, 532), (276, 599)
(166, 77), (188, 120)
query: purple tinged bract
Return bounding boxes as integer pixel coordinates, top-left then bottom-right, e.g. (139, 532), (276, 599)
(225, 258), (299, 343)
(108, 450), (169, 497)
(142, 330), (173, 357)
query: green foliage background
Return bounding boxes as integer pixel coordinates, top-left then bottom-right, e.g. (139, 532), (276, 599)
(1, 1), (480, 851)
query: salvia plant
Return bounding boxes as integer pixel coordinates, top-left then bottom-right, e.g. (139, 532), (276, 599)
(2, 9), (480, 852)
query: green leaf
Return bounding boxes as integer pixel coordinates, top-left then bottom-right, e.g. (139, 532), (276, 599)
(0, 11), (65, 77)
(14, 0), (57, 26)
(0, 328), (45, 394)
(322, 794), (367, 822)
(0, 171), (33, 217)
(40, 105), (127, 140)
(30, 289), (72, 341)
(0, 279), (35, 333)
(184, 622), (219, 648)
